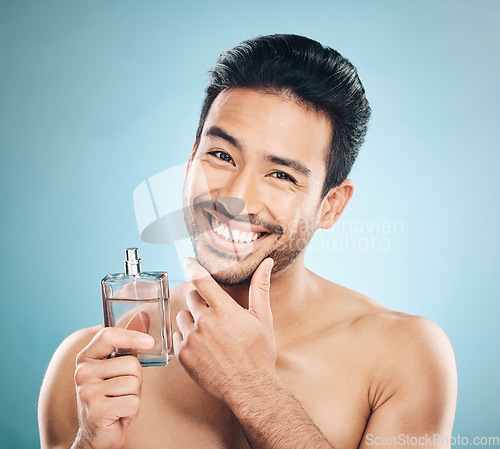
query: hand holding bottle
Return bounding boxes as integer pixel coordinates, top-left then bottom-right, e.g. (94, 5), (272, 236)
(72, 320), (154, 449)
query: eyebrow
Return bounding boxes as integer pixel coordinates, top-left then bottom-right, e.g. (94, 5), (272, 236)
(264, 154), (311, 177)
(204, 125), (311, 177)
(205, 126), (243, 149)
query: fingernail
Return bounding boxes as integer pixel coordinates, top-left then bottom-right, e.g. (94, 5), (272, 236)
(265, 258), (274, 275)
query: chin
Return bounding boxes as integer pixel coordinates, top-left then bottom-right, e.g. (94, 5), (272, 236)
(195, 249), (260, 286)
(212, 271), (253, 287)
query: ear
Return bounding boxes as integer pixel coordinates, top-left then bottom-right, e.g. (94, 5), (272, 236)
(185, 141), (198, 180)
(317, 179), (354, 230)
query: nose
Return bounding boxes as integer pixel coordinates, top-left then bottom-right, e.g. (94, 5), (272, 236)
(217, 197), (245, 217)
(217, 169), (262, 217)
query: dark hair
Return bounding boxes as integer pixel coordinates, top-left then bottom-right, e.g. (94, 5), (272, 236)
(195, 34), (371, 198)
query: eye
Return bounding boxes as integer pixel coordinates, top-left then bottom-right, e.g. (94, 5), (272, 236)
(208, 150), (233, 164)
(270, 171), (297, 184)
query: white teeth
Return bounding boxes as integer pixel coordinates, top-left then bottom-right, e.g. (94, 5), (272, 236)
(209, 215), (262, 243)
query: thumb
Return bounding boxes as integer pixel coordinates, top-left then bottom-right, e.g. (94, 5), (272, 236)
(248, 258), (274, 322)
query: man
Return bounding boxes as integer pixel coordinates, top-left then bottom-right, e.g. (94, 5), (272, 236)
(38, 34), (457, 449)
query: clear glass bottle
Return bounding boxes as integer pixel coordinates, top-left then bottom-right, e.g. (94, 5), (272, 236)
(101, 248), (172, 367)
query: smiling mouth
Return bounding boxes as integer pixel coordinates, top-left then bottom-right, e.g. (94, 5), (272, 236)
(203, 211), (270, 244)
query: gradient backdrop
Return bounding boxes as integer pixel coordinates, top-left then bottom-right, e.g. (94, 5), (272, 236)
(1, 1), (499, 447)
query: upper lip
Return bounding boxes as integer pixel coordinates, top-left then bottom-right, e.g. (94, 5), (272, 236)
(204, 208), (272, 235)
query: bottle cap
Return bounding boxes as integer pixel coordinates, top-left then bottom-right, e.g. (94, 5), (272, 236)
(124, 247), (142, 275)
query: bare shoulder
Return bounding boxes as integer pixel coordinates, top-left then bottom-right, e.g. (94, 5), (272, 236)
(38, 324), (103, 449)
(320, 276), (455, 365)
(350, 300), (456, 374)
(321, 279), (457, 430)
(333, 283), (457, 416)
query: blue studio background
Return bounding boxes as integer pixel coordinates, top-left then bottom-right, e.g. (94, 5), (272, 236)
(1, 1), (499, 447)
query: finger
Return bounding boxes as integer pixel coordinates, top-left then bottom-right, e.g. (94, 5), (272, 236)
(125, 311), (151, 334)
(121, 312), (152, 357)
(103, 375), (142, 398)
(101, 356), (143, 382)
(184, 257), (232, 309)
(248, 258), (274, 323)
(99, 395), (141, 421)
(80, 375), (141, 400)
(81, 327), (155, 361)
(176, 310), (195, 338)
(76, 355), (143, 383)
(173, 331), (182, 357)
(185, 289), (209, 322)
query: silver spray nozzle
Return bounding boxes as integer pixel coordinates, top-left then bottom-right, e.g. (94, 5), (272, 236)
(125, 247), (142, 275)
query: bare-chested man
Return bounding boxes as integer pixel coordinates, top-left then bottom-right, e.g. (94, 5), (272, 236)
(38, 34), (457, 449)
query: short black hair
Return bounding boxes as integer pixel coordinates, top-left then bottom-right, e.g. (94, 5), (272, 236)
(195, 34), (371, 198)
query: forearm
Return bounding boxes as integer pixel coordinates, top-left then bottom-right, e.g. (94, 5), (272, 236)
(228, 375), (335, 449)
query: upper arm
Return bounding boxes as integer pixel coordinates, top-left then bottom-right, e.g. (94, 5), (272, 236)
(358, 316), (457, 449)
(38, 325), (102, 449)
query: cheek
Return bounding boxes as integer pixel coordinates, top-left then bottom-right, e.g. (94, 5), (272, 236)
(189, 162), (232, 195)
(185, 163), (214, 200)
(272, 204), (314, 238)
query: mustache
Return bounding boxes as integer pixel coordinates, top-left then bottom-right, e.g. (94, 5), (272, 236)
(193, 198), (283, 235)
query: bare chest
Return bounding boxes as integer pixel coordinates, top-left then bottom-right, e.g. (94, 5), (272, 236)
(123, 344), (371, 449)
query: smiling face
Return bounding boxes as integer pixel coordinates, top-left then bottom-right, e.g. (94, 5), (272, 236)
(183, 88), (335, 286)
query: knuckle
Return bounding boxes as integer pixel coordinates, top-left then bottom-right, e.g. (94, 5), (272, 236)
(177, 343), (194, 366)
(75, 350), (84, 365)
(176, 309), (190, 321)
(189, 330), (203, 347)
(98, 327), (113, 342)
(134, 376), (142, 392)
(195, 313), (210, 330)
(125, 355), (143, 374)
(177, 348), (189, 366)
(130, 395), (140, 409)
(124, 394), (141, 414)
(119, 357), (143, 384)
(181, 327), (198, 346)
(75, 383), (85, 400)
(74, 366), (82, 384)
(74, 363), (88, 384)
(136, 368), (143, 384)
(257, 283), (270, 294)
(126, 375), (141, 391)
(77, 383), (92, 403)
(130, 397), (141, 418)
(190, 277), (202, 290)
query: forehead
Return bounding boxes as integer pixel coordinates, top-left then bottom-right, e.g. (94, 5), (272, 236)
(202, 88), (332, 172)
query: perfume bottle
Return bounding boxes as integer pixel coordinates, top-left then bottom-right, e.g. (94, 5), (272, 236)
(101, 248), (172, 367)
